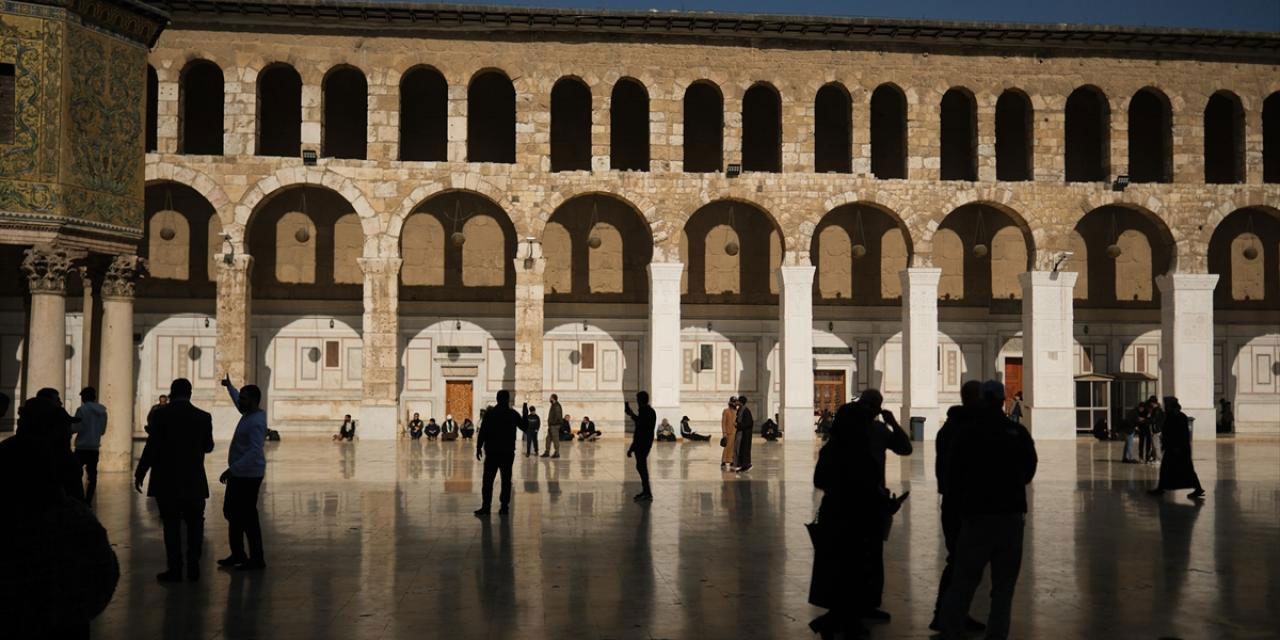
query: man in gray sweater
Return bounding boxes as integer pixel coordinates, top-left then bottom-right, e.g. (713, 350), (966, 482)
(72, 387), (108, 502)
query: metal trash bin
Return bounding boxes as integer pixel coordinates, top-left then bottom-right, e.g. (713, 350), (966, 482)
(910, 416), (926, 441)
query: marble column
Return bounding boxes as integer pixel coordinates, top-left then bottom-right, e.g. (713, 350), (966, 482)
(1156, 273), (1219, 441)
(215, 254), (253, 436)
(21, 247), (73, 397)
(647, 262), (683, 428)
(1019, 270), (1079, 439)
(900, 268), (941, 439)
(513, 238), (545, 406)
(778, 264), (815, 441)
(77, 266), (95, 392)
(358, 257), (402, 439)
(99, 255), (145, 472)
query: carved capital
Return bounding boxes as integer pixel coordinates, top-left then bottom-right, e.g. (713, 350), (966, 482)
(22, 247), (74, 294)
(101, 255), (148, 300)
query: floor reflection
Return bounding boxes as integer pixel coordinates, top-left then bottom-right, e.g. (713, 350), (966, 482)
(82, 436), (1279, 639)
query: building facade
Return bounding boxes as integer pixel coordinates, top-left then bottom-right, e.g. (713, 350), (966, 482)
(4, 1), (1278, 452)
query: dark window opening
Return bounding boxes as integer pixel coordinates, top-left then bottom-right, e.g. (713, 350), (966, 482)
(814, 83), (852, 173)
(145, 65), (157, 152)
(180, 60), (223, 155)
(399, 66), (447, 162)
(995, 90), (1032, 181)
(742, 83), (781, 173)
(322, 65), (367, 160)
(1266, 93), (1280, 184)
(550, 78), (592, 172)
(610, 78), (649, 171)
(1065, 86), (1109, 182)
(870, 84), (907, 179)
(325, 340), (340, 368)
(467, 71), (516, 163)
(1204, 91), (1244, 184)
(1128, 88), (1172, 183)
(258, 63), (302, 157)
(940, 88), (976, 181)
(683, 81), (723, 173)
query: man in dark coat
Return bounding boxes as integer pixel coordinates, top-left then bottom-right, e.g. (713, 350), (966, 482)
(733, 395), (754, 472)
(938, 380), (1038, 640)
(625, 391), (656, 502)
(854, 389), (912, 622)
(475, 390), (521, 516)
(930, 380), (986, 633)
(1149, 397), (1205, 499)
(134, 378), (215, 582)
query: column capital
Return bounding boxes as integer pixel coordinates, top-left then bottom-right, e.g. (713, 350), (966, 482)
(22, 246), (74, 294)
(647, 261), (685, 281)
(1155, 272), (1219, 293)
(778, 263), (816, 284)
(900, 267), (942, 288)
(357, 256), (404, 276)
(1018, 270), (1079, 290)
(101, 254), (147, 300)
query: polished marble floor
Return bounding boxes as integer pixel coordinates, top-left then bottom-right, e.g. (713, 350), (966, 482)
(81, 434), (1279, 639)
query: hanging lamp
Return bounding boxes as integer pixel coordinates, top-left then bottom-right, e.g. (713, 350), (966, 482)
(1105, 211), (1123, 259)
(1242, 213), (1260, 260)
(450, 198), (467, 247)
(724, 204), (740, 257)
(971, 209), (989, 258)
(294, 190), (311, 243)
(587, 200), (602, 249)
(851, 209), (868, 258)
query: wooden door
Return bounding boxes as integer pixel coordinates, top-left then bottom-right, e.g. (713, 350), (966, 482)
(1003, 357), (1023, 413)
(813, 370), (846, 416)
(445, 381), (473, 423)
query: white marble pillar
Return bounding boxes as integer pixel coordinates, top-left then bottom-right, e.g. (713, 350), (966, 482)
(214, 254), (253, 438)
(77, 266), (94, 391)
(21, 247), (73, 397)
(99, 255), (145, 472)
(1156, 273), (1219, 441)
(900, 268), (941, 439)
(358, 257), (403, 439)
(1019, 270), (1079, 439)
(647, 262), (683, 428)
(778, 264), (815, 441)
(513, 238), (545, 406)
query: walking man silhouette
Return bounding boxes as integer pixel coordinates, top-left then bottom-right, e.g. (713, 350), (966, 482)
(625, 391), (656, 502)
(475, 390), (522, 516)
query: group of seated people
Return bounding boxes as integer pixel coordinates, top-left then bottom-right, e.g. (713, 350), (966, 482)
(407, 413), (475, 441)
(655, 416), (716, 442)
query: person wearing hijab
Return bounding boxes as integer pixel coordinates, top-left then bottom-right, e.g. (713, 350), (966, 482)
(1148, 397), (1206, 499)
(656, 418), (677, 442)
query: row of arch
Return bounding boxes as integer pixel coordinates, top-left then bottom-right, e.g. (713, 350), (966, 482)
(151, 60), (1280, 184)
(141, 181), (1280, 309)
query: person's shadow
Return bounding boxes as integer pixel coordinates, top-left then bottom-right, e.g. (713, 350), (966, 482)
(221, 566), (265, 639)
(1157, 498), (1203, 616)
(338, 441), (356, 479)
(477, 514), (516, 632)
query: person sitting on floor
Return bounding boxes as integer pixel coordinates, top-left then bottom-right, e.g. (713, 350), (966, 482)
(656, 418), (677, 442)
(408, 413), (425, 439)
(461, 418), (475, 439)
(761, 414), (782, 441)
(680, 416), (711, 441)
(424, 418), (441, 439)
(333, 414), (356, 441)
(559, 416), (575, 441)
(577, 417), (601, 441)
(441, 415), (459, 441)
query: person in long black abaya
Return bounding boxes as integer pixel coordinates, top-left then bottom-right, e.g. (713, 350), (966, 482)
(1148, 397), (1206, 499)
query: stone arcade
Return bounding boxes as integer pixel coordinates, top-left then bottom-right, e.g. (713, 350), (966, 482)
(2, 1), (1278, 463)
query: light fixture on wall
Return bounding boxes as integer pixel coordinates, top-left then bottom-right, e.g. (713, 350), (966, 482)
(220, 233), (235, 265)
(971, 209), (989, 258)
(706, 321), (712, 332)
(455, 319), (462, 331)
(582, 320), (589, 331)
(723, 204), (740, 257)
(1242, 213), (1260, 260)
(1052, 251), (1073, 273)
(1111, 175), (1130, 192)
(329, 318), (335, 329)
(301, 148), (318, 166)
(204, 317), (210, 328)
(587, 200), (603, 249)
(1105, 211), (1123, 259)
(726, 163), (742, 179)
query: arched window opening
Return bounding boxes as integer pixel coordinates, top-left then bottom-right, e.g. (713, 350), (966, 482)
(148, 210), (191, 280)
(991, 226), (1027, 299)
(705, 225), (741, 295)
(1204, 91), (1245, 184)
(742, 83), (781, 173)
(550, 78), (592, 172)
(683, 81), (723, 173)
(940, 88), (977, 181)
(1072, 206), (1174, 308)
(588, 223), (624, 293)
(1115, 229), (1153, 301)
(935, 229), (964, 300)
(1207, 208), (1280, 308)
(816, 225), (852, 299)
(146, 65), (158, 152)
(870, 84), (906, 179)
(1128, 88), (1172, 183)
(682, 201), (780, 303)
(467, 71), (516, 163)
(1065, 86), (1109, 182)
(610, 79), (649, 171)
(401, 214), (445, 286)
(814, 84), (852, 174)
(462, 215), (505, 286)
(936, 204), (1033, 305)
(1265, 93), (1280, 184)
(275, 211), (317, 284)
(400, 66), (447, 162)
(995, 90), (1032, 181)
(543, 222), (572, 294)
(811, 204), (910, 305)
(322, 65), (367, 160)
(880, 228), (907, 299)
(180, 59), (223, 155)
(333, 213), (363, 284)
(142, 183), (217, 291)
(257, 63), (302, 157)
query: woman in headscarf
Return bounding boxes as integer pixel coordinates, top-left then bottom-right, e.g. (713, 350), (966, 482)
(808, 401), (884, 639)
(1148, 397), (1206, 499)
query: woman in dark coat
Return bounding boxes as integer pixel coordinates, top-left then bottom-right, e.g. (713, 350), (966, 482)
(1149, 397), (1206, 499)
(808, 402), (885, 639)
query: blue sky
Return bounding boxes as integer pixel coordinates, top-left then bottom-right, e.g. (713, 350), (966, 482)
(396, 0), (1280, 32)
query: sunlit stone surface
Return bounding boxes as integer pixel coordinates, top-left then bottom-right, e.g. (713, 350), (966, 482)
(83, 436), (1279, 639)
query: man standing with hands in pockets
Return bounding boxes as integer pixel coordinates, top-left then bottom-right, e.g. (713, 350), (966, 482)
(219, 374), (268, 571)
